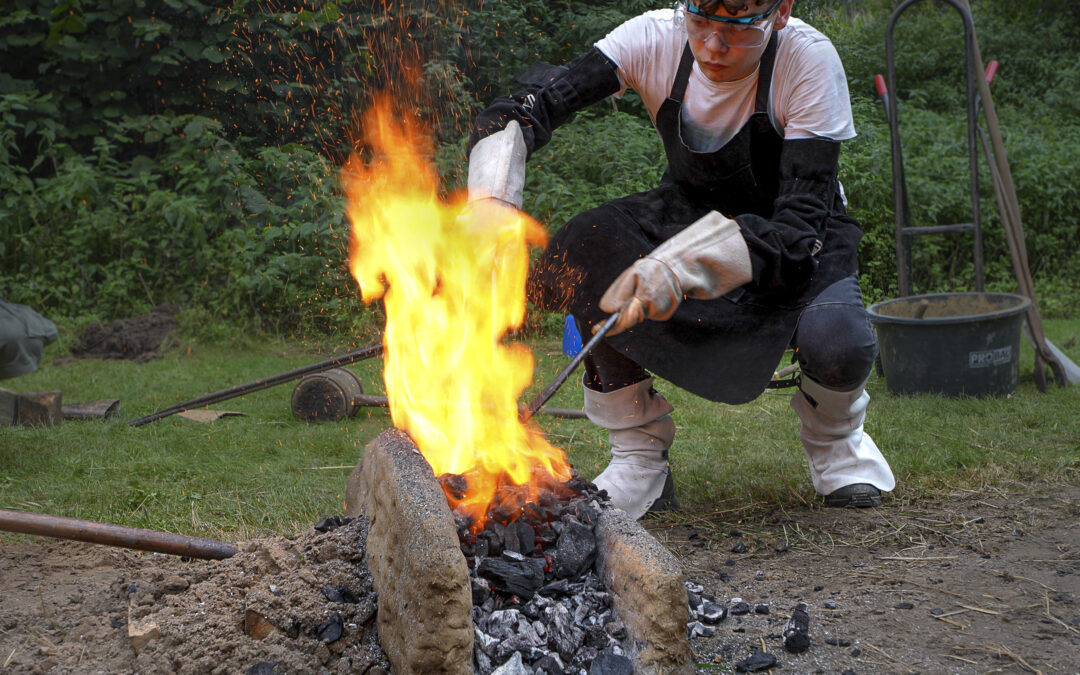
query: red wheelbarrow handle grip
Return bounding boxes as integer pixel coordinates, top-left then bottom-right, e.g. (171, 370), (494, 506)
(874, 73), (888, 98)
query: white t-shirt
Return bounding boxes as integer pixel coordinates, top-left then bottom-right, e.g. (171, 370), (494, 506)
(594, 9), (855, 152)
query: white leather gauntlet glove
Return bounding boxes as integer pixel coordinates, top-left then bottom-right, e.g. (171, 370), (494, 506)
(599, 211), (752, 336)
(466, 120), (527, 209)
(459, 120), (528, 239)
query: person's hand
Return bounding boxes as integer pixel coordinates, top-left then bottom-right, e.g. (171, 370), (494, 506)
(598, 259), (682, 335)
(598, 211), (752, 336)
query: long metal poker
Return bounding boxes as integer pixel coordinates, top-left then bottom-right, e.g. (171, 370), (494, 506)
(520, 312), (620, 423)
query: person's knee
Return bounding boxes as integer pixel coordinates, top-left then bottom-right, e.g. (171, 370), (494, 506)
(795, 307), (877, 390)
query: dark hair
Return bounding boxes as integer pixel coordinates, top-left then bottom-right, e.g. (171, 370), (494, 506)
(693, 0), (774, 15)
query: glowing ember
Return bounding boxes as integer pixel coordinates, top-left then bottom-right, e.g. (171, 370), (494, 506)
(344, 100), (572, 525)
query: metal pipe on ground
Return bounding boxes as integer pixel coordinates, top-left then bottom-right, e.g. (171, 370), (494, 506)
(127, 342), (385, 427)
(0, 509), (237, 560)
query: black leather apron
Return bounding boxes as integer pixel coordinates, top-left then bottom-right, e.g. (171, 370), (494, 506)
(529, 34), (857, 403)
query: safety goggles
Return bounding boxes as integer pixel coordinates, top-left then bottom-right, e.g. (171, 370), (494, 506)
(682, 0), (783, 48)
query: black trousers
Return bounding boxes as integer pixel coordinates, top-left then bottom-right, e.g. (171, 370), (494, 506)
(582, 275), (877, 394)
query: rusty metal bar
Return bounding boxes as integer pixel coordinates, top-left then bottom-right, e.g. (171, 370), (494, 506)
(353, 393), (587, 419)
(520, 312), (620, 423)
(0, 509), (236, 560)
(127, 341), (385, 427)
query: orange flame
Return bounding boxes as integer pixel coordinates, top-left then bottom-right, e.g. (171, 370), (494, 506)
(344, 100), (572, 524)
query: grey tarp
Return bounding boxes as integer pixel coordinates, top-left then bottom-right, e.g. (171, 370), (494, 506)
(0, 298), (57, 379)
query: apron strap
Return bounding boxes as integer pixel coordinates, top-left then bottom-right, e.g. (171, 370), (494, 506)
(670, 43), (696, 103)
(754, 31), (780, 113)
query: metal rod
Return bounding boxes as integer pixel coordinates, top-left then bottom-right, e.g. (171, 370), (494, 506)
(127, 342), (385, 427)
(352, 393), (586, 419)
(520, 312), (620, 423)
(0, 509), (236, 560)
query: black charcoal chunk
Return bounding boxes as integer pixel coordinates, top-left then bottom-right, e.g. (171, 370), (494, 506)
(533, 653), (565, 674)
(246, 663), (276, 675)
(314, 515), (342, 532)
(588, 651), (633, 675)
(735, 649), (778, 672)
(491, 651), (530, 675)
(554, 517), (596, 579)
(783, 602), (811, 653)
(688, 621), (716, 638)
(478, 556), (545, 600)
(316, 612), (343, 643)
(730, 601), (751, 616)
(701, 599), (728, 624)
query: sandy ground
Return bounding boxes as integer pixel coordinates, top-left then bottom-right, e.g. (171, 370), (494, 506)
(1, 485), (1077, 674)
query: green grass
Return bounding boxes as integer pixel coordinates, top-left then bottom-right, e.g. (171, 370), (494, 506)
(2, 318), (1078, 542)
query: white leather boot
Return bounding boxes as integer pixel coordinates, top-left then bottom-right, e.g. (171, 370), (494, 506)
(791, 376), (896, 507)
(584, 377), (678, 520)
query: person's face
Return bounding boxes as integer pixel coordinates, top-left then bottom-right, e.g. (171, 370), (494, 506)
(685, 0), (793, 83)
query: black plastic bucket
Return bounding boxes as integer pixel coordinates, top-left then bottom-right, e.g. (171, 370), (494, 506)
(867, 292), (1031, 397)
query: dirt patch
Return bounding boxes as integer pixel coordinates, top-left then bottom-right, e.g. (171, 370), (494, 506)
(0, 517), (388, 674)
(1, 486), (1077, 674)
(656, 484), (1080, 674)
(66, 303), (179, 362)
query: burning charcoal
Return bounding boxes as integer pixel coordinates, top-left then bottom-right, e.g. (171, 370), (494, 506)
(439, 473), (469, 501)
(316, 612), (344, 643)
(783, 602), (811, 653)
(701, 599), (728, 624)
(490, 484), (530, 523)
(455, 512), (475, 536)
(546, 602), (585, 660)
(553, 517), (597, 579)
(571, 646), (600, 671)
(588, 651), (633, 675)
(538, 578), (571, 597)
(688, 621), (716, 638)
(313, 515), (342, 533)
(507, 520), (536, 555)
(472, 576), (493, 605)
(532, 653), (566, 675)
(481, 522), (507, 557)
(520, 602), (541, 622)
(730, 601), (751, 616)
(564, 476), (593, 496)
(522, 501), (552, 523)
(475, 646), (493, 674)
(474, 537), (490, 559)
(584, 624), (610, 650)
(491, 651), (530, 675)
(245, 663), (276, 675)
(485, 609), (524, 641)
(735, 648), (778, 672)
(495, 623), (547, 660)
(574, 499), (600, 525)
(475, 626), (500, 656)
